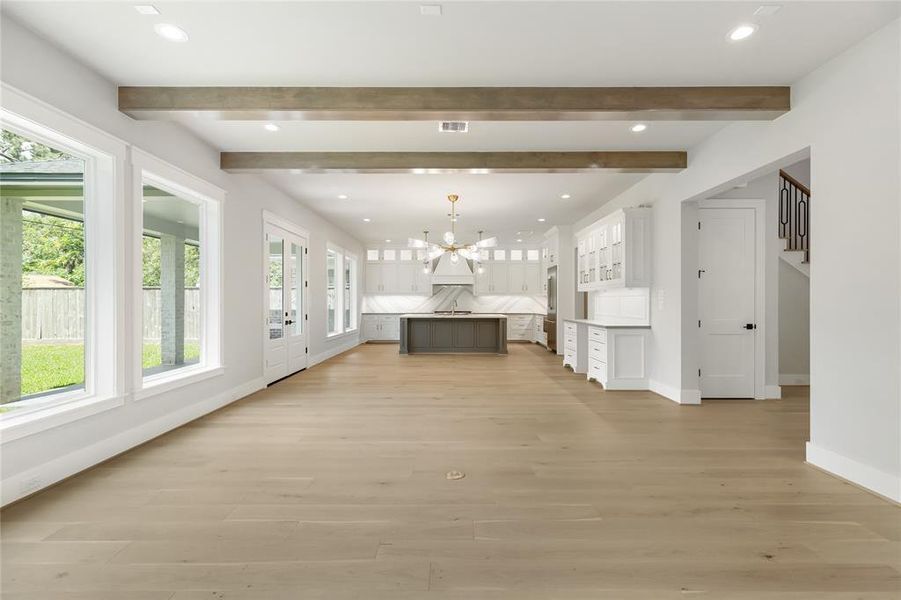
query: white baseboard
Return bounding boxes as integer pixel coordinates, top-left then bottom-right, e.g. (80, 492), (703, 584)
(765, 384), (782, 399)
(649, 379), (701, 405)
(780, 374), (810, 385)
(1, 377), (265, 507)
(806, 442), (901, 504)
(311, 335), (361, 367)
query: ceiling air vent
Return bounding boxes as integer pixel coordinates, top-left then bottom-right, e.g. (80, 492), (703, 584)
(438, 121), (469, 133)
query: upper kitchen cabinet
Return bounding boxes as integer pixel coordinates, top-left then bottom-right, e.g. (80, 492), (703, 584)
(576, 208), (651, 292)
(475, 248), (542, 296)
(366, 248), (430, 294)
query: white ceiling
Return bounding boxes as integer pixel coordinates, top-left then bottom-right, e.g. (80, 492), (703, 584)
(4, 1), (896, 244)
(265, 172), (646, 246)
(4, 1), (897, 86)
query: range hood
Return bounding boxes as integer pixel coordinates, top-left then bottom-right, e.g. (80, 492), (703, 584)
(431, 252), (474, 285)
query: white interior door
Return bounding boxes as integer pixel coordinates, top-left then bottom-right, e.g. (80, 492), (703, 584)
(699, 207), (756, 398)
(264, 223), (308, 384)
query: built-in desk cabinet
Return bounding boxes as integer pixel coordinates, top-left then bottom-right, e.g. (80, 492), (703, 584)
(563, 320), (650, 390)
(576, 208), (651, 292)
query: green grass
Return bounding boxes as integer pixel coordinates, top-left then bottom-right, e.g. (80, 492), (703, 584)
(20, 342), (200, 396)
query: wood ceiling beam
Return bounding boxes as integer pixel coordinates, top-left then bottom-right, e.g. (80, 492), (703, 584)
(219, 151), (687, 173)
(120, 86), (789, 121)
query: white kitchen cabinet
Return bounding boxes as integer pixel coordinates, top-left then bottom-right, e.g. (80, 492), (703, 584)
(562, 320), (650, 390)
(534, 317), (547, 346)
(576, 208), (651, 292)
(508, 262), (525, 294)
(524, 262), (541, 293)
(365, 261), (399, 294)
(362, 314), (400, 341)
(506, 314), (535, 341)
(366, 256), (429, 294)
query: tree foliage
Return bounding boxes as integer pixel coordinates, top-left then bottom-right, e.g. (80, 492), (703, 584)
(1, 129), (68, 163)
(22, 211), (86, 286)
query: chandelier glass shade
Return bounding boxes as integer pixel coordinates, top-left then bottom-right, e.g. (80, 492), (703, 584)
(408, 195), (497, 269)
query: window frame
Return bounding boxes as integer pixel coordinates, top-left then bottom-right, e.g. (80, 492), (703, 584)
(326, 244), (358, 338)
(131, 149), (224, 401)
(0, 85), (125, 440)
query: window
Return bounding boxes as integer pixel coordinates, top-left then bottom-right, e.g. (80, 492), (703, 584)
(0, 102), (120, 424)
(510, 249), (523, 261)
(135, 150), (222, 395)
(1, 129), (86, 406)
(399, 249), (412, 261)
(527, 249), (540, 262)
(327, 245), (358, 336)
(327, 249), (338, 335)
(382, 249), (396, 261)
(344, 256), (356, 331)
(366, 249), (379, 261)
(493, 249), (506, 261)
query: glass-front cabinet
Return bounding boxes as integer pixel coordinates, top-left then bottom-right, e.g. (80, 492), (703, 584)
(575, 208), (651, 292)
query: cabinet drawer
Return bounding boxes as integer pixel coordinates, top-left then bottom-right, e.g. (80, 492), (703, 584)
(563, 349), (576, 365)
(564, 322), (576, 335)
(588, 359), (607, 382)
(589, 342), (606, 362)
(588, 326), (607, 343)
(564, 337), (576, 351)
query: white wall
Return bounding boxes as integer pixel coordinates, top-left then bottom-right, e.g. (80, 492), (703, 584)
(569, 20), (901, 500)
(0, 17), (364, 504)
(779, 259), (810, 384)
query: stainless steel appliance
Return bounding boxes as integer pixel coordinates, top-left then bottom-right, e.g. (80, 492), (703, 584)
(543, 266), (557, 352)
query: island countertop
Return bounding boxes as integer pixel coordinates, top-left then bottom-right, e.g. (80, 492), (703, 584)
(399, 313), (508, 319)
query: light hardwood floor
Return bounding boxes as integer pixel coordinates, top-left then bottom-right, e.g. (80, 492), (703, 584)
(2, 343), (899, 599)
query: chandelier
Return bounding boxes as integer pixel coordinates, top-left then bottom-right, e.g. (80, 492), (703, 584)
(408, 194), (497, 273)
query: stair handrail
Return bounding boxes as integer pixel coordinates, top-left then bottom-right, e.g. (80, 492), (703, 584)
(779, 169), (811, 198)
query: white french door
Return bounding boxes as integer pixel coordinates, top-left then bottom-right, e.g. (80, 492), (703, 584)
(264, 222), (308, 384)
(698, 207), (757, 398)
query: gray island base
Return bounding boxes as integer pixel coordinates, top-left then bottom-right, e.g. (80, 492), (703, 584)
(399, 314), (508, 355)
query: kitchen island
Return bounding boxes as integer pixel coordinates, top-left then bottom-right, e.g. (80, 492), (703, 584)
(399, 314), (507, 354)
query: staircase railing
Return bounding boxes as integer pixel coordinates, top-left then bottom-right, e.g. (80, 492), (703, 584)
(779, 170), (810, 263)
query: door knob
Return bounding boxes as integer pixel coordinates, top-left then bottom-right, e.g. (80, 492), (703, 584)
(285, 319), (294, 325)
(743, 323), (756, 330)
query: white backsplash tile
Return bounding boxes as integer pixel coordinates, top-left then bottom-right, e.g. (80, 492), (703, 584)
(362, 286), (547, 315)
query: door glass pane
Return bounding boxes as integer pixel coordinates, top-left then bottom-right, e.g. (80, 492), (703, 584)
(268, 235), (284, 340)
(327, 249), (337, 334)
(290, 241), (301, 336)
(0, 128), (86, 407)
(142, 183), (202, 377)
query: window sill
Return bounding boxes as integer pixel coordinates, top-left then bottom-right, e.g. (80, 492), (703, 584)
(134, 364), (225, 402)
(0, 394), (124, 444)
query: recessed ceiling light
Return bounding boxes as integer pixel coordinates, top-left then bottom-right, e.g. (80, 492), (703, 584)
(264, 123), (279, 132)
(560, 194), (571, 199)
(537, 218), (546, 222)
(728, 24), (758, 41)
(134, 5), (160, 15)
(385, 239), (392, 243)
(363, 218), (371, 223)
(154, 23), (189, 42)
(412, 168), (427, 175)
(516, 238), (523, 243)
(338, 194), (348, 199)
(631, 123), (647, 133)
(420, 5), (442, 16)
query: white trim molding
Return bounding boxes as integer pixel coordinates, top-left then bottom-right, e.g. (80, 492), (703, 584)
(1, 377), (265, 506)
(311, 335), (361, 368)
(806, 442), (901, 504)
(649, 379), (701, 405)
(780, 373), (810, 385)
(765, 384), (782, 399)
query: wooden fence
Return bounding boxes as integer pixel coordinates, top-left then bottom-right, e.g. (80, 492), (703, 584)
(22, 288), (200, 342)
